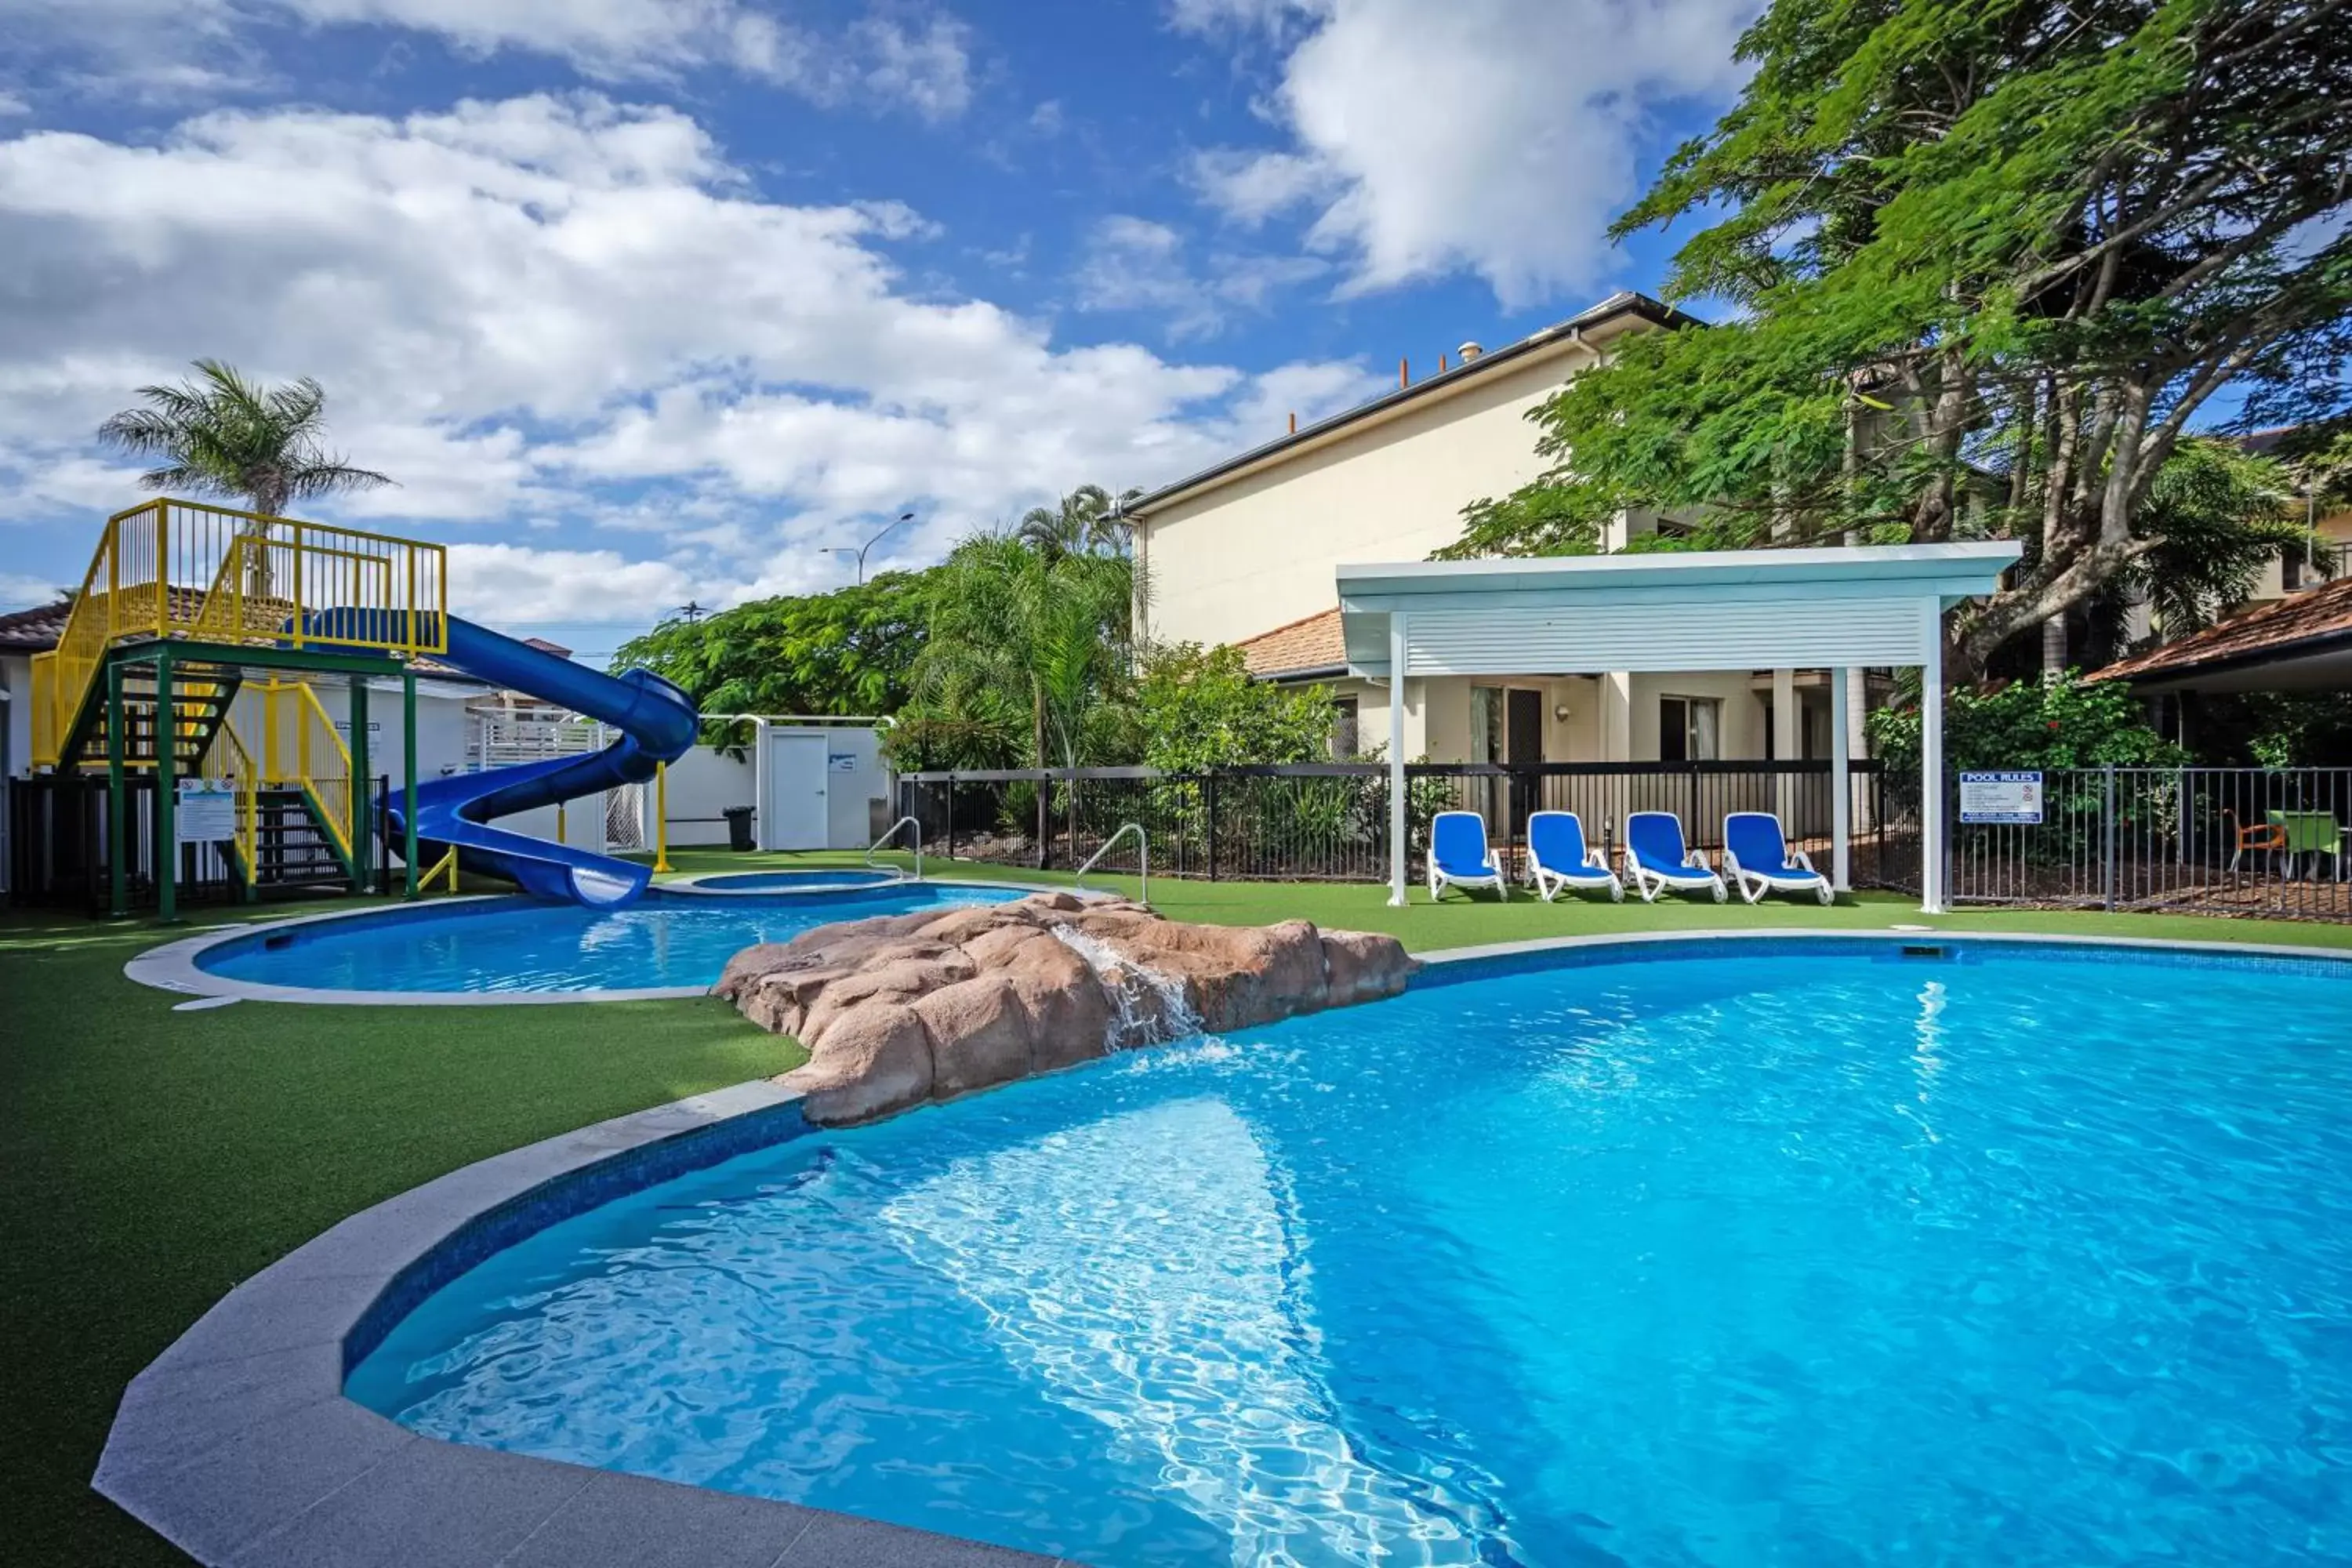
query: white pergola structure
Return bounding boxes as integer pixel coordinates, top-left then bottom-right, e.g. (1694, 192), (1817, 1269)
(1338, 543), (2024, 913)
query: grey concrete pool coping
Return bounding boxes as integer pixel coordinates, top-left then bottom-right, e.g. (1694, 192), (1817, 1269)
(94, 1077), (1068, 1567)
(95, 925), (2352, 1566)
(123, 878), (1058, 1007)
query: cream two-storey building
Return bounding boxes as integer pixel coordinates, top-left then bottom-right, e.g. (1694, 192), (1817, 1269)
(1130, 292), (1863, 770)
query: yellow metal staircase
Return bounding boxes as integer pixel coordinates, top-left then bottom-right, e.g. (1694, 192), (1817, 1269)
(30, 498), (447, 904)
(31, 496), (447, 771)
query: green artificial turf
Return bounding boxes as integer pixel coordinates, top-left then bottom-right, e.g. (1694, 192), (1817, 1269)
(6, 856), (2347, 1563)
(0, 900), (800, 1566)
(663, 844), (2352, 954)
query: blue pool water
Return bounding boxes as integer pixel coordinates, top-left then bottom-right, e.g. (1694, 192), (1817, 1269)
(347, 941), (2352, 1564)
(690, 869), (903, 891)
(199, 884), (1021, 993)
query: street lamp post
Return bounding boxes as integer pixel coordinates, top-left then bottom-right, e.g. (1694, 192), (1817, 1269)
(826, 512), (914, 585)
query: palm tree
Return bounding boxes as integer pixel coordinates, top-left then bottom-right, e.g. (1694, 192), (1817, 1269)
(2123, 437), (2336, 640)
(913, 529), (1133, 859)
(100, 359), (393, 518)
(1014, 484), (1143, 560)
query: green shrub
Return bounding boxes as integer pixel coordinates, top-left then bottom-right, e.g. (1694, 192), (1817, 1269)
(1868, 674), (2186, 774)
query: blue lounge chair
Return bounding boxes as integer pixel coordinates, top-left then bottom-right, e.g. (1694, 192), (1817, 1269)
(1525, 811), (1622, 902)
(1623, 811), (1726, 903)
(1427, 810), (1508, 902)
(1722, 811), (1834, 906)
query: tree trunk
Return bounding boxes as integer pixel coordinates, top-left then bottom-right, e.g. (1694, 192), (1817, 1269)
(1032, 683), (1049, 868)
(2041, 615), (2067, 681)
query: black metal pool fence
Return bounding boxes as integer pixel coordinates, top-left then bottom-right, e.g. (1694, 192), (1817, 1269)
(1879, 764), (2352, 921)
(898, 761), (2352, 923)
(896, 760), (1905, 887)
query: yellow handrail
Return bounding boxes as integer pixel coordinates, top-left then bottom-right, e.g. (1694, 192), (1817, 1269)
(200, 718), (261, 886)
(292, 680), (356, 858)
(254, 677), (356, 859)
(30, 497), (447, 769)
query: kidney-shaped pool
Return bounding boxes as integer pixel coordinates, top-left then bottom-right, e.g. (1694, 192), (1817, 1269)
(346, 938), (2352, 1564)
(194, 882), (1024, 994)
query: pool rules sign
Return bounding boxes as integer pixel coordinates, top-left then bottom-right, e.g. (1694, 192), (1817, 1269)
(176, 779), (239, 844)
(1958, 771), (2044, 825)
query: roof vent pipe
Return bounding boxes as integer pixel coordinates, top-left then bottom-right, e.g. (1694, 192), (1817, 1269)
(1457, 341), (1484, 362)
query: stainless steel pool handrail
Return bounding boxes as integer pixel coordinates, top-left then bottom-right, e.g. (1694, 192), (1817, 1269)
(866, 815), (923, 880)
(1074, 822), (1147, 905)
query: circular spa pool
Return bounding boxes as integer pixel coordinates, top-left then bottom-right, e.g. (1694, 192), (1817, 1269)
(688, 869), (906, 891)
(347, 938), (2352, 1565)
(194, 883), (1022, 994)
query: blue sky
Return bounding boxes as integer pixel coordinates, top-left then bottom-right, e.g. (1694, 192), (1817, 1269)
(0, 0), (1765, 659)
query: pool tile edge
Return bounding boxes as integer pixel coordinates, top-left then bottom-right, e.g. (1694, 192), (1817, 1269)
(93, 1076), (1067, 1568)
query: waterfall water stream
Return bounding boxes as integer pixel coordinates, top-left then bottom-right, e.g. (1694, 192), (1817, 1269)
(1048, 924), (1203, 1049)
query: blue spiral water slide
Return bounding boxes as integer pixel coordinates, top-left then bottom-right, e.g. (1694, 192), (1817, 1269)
(301, 611), (698, 906)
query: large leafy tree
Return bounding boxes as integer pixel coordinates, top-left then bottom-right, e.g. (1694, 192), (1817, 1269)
(612, 571), (932, 725)
(1443, 0), (2352, 678)
(99, 359), (393, 519)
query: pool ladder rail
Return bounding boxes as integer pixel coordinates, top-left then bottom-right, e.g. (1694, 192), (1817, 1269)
(866, 815), (924, 882)
(1074, 822), (1149, 906)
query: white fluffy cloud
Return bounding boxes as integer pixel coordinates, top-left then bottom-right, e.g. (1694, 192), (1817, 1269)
(0, 94), (1370, 621)
(1182, 0), (1760, 306)
(9, 0), (973, 116)
(1072, 215), (1331, 340)
(0, 572), (67, 612)
(444, 542), (697, 623)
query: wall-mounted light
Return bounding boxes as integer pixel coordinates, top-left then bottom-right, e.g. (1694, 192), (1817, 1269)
(1553, 703), (1573, 721)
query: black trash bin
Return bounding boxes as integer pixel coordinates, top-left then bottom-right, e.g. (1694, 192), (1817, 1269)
(723, 805), (756, 851)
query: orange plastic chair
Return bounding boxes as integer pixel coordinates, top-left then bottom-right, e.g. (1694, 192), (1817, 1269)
(2223, 808), (2286, 873)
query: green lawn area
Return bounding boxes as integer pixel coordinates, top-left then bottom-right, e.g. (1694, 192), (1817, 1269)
(664, 844), (2352, 955)
(5, 854), (2347, 1563)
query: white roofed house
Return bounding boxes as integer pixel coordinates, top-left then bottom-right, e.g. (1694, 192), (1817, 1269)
(1128, 292), (1896, 865)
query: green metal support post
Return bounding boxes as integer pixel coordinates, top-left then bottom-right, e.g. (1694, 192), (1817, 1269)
(401, 666), (419, 898)
(349, 678), (371, 896)
(154, 651), (178, 924)
(107, 659), (127, 919)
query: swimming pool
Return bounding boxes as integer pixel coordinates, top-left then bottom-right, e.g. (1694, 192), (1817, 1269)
(346, 938), (2352, 1565)
(194, 883), (1022, 995)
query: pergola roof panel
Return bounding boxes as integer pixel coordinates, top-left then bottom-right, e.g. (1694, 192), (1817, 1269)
(1338, 543), (2020, 677)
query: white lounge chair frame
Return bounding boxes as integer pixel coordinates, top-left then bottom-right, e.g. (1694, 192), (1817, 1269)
(1722, 811), (1835, 906)
(1622, 811), (1727, 904)
(1427, 809), (1508, 902)
(1524, 811), (1623, 902)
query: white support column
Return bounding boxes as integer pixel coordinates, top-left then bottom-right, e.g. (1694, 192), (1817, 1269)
(751, 717), (771, 851)
(1388, 615), (1410, 906)
(1771, 666), (1798, 823)
(1829, 666), (1851, 893)
(1919, 603), (1946, 914)
(1846, 665), (1873, 832)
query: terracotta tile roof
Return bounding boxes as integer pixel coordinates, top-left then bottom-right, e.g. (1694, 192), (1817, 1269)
(1232, 607), (1346, 679)
(0, 591), (487, 686)
(0, 586), (228, 652)
(0, 598), (71, 652)
(2092, 573), (2352, 684)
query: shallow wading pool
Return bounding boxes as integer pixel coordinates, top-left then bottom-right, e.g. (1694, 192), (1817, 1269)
(194, 884), (1023, 994)
(346, 938), (2352, 1565)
